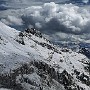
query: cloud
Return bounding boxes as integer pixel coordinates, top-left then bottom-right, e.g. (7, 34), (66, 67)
(1, 15), (23, 26)
(20, 2), (90, 34)
(82, 0), (89, 3)
(1, 2), (90, 43)
(21, 2), (90, 43)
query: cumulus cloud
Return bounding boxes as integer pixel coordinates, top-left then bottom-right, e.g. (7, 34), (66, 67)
(19, 2), (90, 35)
(1, 15), (23, 26)
(1, 2), (90, 43)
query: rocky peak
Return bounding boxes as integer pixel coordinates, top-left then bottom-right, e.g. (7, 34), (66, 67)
(0, 23), (90, 90)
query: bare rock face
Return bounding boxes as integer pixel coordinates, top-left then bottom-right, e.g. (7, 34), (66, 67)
(0, 61), (89, 90)
(0, 61), (66, 90)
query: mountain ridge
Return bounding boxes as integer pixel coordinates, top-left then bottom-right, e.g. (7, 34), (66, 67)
(0, 21), (90, 90)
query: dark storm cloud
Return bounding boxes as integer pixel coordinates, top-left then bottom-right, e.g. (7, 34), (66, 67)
(40, 18), (69, 34)
(21, 15), (35, 28)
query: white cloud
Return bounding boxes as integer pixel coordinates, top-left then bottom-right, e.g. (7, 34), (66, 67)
(1, 15), (23, 26)
(0, 88), (11, 90)
(1, 2), (90, 43)
(35, 22), (42, 28)
(82, 0), (89, 3)
(20, 2), (90, 34)
(21, 2), (90, 43)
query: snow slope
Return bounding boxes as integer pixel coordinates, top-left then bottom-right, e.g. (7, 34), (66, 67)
(0, 21), (90, 90)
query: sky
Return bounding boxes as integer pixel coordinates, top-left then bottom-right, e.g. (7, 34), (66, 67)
(0, 0), (90, 44)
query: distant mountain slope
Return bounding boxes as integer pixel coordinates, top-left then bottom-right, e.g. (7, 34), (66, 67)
(0, 21), (90, 90)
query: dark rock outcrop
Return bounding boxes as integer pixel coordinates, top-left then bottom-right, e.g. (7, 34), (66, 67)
(0, 61), (85, 90)
(79, 47), (90, 59)
(25, 28), (42, 38)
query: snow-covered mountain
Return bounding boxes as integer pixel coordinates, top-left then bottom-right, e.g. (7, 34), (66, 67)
(0, 21), (90, 90)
